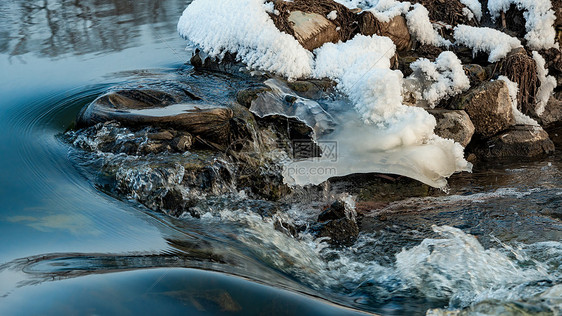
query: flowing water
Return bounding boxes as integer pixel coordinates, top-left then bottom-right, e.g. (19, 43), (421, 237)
(0, 1), (561, 315)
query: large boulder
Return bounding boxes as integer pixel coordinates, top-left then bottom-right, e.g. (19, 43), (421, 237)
(453, 80), (515, 138)
(471, 125), (555, 159)
(358, 12), (412, 52)
(428, 109), (475, 147)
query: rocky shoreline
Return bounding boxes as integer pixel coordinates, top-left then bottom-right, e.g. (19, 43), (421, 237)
(65, 0), (562, 247)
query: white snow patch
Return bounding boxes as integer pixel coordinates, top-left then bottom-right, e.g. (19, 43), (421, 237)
(532, 51), (556, 116)
(497, 76), (540, 126)
(462, 7), (474, 20)
(459, 0), (482, 21)
(177, 0), (313, 80)
(404, 51), (470, 108)
(327, 10), (338, 20)
(453, 25), (522, 62)
(487, 0), (557, 50)
(406, 4), (451, 47)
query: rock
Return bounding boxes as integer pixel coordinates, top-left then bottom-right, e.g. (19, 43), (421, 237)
(249, 78), (337, 137)
(77, 84), (236, 146)
(172, 134), (193, 152)
(464, 64), (487, 85)
(312, 200), (359, 247)
(453, 80), (515, 138)
(190, 50), (248, 75)
(428, 109), (475, 147)
(471, 125), (555, 159)
(539, 97), (562, 128)
(358, 13), (412, 52)
(288, 11), (340, 51)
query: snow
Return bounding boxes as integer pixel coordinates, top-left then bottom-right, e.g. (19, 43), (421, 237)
(453, 25), (522, 62)
(487, 0), (557, 50)
(178, 0), (472, 188)
(366, 0), (411, 23)
(497, 76), (540, 126)
(177, 0), (313, 80)
(459, 0), (482, 21)
(462, 7), (475, 21)
(406, 4), (451, 47)
(532, 51), (556, 116)
(327, 10), (338, 20)
(405, 51), (470, 108)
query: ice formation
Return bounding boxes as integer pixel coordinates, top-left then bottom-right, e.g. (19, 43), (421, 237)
(178, 0), (472, 188)
(497, 76), (539, 126)
(405, 51), (470, 107)
(532, 51), (557, 116)
(453, 25), (522, 62)
(405, 4), (451, 47)
(487, 0), (557, 50)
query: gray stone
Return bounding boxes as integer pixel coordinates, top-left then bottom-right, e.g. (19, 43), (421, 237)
(472, 125), (555, 159)
(539, 96), (562, 128)
(429, 109), (475, 147)
(455, 80), (515, 138)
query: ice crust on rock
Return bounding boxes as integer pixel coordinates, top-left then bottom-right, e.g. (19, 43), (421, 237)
(487, 0), (557, 50)
(453, 25), (522, 63)
(178, 0), (472, 188)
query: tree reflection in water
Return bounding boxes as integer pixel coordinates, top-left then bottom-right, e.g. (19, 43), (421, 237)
(0, 0), (189, 59)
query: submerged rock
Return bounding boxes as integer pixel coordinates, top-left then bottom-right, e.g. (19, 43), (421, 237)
(311, 200), (359, 247)
(453, 80), (515, 138)
(429, 109), (475, 147)
(471, 125), (555, 159)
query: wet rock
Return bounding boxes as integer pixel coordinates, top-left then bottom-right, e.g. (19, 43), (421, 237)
(453, 80), (515, 138)
(77, 83), (244, 147)
(172, 134), (193, 152)
(312, 200), (359, 247)
(190, 50), (247, 75)
(287, 11), (340, 51)
(538, 96), (562, 128)
(286, 79), (336, 99)
(358, 13), (412, 52)
(429, 109), (475, 147)
(249, 78), (336, 137)
(325, 173), (432, 212)
(236, 86), (272, 108)
(470, 125), (555, 159)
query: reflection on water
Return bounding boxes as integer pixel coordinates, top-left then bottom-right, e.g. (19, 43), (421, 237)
(1, 0), (189, 59)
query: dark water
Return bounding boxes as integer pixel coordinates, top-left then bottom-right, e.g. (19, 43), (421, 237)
(0, 1), (561, 315)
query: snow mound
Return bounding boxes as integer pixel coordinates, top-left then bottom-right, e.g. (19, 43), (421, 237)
(459, 0), (483, 21)
(405, 51), (470, 108)
(453, 25), (522, 62)
(177, 0), (313, 80)
(406, 4), (451, 47)
(487, 0), (557, 50)
(532, 51), (556, 116)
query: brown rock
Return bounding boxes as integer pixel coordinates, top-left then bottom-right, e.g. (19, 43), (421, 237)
(428, 109), (475, 147)
(288, 11), (340, 51)
(358, 12), (412, 51)
(455, 80), (515, 138)
(471, 125), (555, 159)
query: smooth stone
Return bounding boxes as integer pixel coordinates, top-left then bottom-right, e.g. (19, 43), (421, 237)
(429, 109), (475, 147)
(471, 125), (555, 159)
